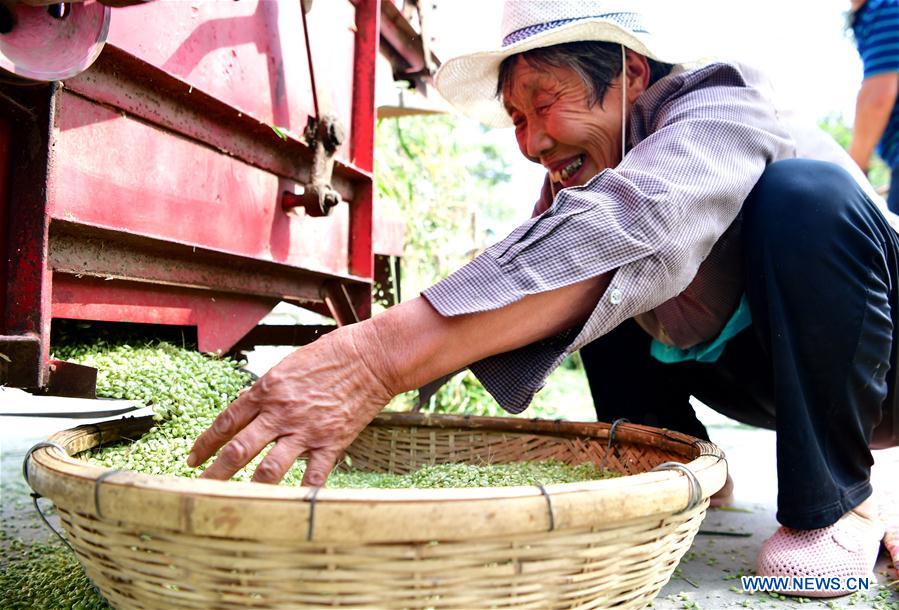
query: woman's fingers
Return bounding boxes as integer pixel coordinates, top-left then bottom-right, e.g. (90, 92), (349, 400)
(301, 447), (342, 487)
(252, 437), (306, 484)
(186, 326), (394, 484)
(187, 391), (259, 467)
(199, 417), (273, 480)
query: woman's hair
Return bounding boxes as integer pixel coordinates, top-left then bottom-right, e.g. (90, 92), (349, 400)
(495, 41), (674, 108)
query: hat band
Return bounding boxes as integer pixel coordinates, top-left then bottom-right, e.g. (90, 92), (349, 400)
(502, 12), (648, 47)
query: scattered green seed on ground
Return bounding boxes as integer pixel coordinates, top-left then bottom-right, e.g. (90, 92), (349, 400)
(0, 540), (109, 609)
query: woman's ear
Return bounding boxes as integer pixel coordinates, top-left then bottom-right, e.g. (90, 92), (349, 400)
(625, 51), (651, 101)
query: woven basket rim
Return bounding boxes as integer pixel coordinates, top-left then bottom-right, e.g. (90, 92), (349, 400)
(26, 412), (728, 543)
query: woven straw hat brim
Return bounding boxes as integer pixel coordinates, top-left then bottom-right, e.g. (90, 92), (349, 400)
(435, 19), (701, 128)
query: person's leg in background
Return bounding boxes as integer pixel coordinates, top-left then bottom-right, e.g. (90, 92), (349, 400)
(580, 319), (706, 438)
(742, 158), (892, 593)
(580, 319), (736, 503)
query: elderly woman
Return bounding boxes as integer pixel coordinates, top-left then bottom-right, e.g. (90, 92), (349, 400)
(188, 1), (898, 597)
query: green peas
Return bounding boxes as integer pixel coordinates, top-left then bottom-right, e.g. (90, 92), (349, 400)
(54, 340), (622, 488)
(8, 329), (627, 610)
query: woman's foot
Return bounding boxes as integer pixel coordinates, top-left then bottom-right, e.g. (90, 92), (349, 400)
(883, 513), (899, 578)
(755, 509), (884, 598)
(710, 473), (734, 508)
(875, 492), (899, 578)
(852, 496), (879, 521)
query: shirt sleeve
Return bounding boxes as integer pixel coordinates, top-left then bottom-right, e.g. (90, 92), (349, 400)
(421, 63), (795, 413)
(859, 1), (899, 78)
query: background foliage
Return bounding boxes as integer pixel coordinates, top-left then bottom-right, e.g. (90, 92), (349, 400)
(819, 114), (890, 190)
(374, 115), (594, 421)
(375, 115), (513, 297)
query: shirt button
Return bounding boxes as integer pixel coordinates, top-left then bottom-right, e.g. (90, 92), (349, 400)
(609, 288), (623, 305)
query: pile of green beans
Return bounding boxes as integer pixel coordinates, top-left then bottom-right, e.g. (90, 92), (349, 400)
(293, 459), (616, 489)
(54, 340), (252, 430)
(57, 340), (254, 478)
(2, 339), (618, 609)
(60, 339), (616, 487)
(0, 538), (107, 610)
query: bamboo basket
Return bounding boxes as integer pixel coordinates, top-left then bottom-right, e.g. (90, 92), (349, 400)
(25, 413), (727, 610)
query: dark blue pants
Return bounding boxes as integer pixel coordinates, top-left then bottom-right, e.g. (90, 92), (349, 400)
(888, 165), (899, 214)
(582, 159), (897, 529)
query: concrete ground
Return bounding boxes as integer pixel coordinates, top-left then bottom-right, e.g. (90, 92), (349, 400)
(652, 402), (899, 610)
(1, 392), (897, 610)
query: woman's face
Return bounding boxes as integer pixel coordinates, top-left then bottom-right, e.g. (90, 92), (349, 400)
(502, 51), (650, 189)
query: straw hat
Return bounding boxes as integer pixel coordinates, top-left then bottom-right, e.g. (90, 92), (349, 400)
(434, 1), (703, 127)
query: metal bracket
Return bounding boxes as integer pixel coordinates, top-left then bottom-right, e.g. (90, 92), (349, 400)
(395, 0), (437, 83)
(0, 334), (43, 388)
(45, 359), (98, 398)
(282, 114), (345, 217)
(282, 2), (345, 218)
(22, 442), (77, 553)
(599, 418), (629, 471)
(321, 280), (359, 326)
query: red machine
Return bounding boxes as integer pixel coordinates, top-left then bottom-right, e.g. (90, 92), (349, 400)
(0, 0), (430, 391)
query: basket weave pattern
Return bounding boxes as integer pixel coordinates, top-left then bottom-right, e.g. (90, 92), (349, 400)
(345, 426), (660, 475)
(28, 414), (727, 610)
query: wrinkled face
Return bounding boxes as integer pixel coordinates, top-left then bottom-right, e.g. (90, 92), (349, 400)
(502, 53), (647, 189)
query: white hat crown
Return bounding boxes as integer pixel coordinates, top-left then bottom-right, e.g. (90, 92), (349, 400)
(434, 1), (699, 127)
(500, 1), (650, 47)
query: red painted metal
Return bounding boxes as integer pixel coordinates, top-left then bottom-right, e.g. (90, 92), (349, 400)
(46, 359), (97, 399)
(103, 0), (358, 166)
(379, 0), (434, 89)
(48, 221), (369, 303)
(53, 275), (278, 354)
(322, 281), (361, 327)
(1, 84), (56, 387)
(0, 116), (9, 330)
(51, 90), (353, 275)
(65, 47), (368, 201)
(349, 0), (378, 308)
(1, 0), (411, 388)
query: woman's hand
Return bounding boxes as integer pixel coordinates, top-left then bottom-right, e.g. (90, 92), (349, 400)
(187, 285), (607, 486)
(187, 323), (394, 486)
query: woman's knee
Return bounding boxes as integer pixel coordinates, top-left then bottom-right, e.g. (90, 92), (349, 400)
(743, 159), (866, 254)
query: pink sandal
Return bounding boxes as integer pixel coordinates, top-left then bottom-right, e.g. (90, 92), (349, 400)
(756, 511), (884, 598)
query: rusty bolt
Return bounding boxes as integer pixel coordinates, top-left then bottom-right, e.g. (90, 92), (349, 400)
(324, 118), (345, 152)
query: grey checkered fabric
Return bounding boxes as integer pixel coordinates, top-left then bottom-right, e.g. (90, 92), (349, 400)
(422, 62), (801, 412)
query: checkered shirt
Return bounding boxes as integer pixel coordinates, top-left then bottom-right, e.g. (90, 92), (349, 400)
(422, 62), (798, 412)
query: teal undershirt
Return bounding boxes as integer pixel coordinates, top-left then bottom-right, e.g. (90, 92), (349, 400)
(649, 294), (752, 364)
